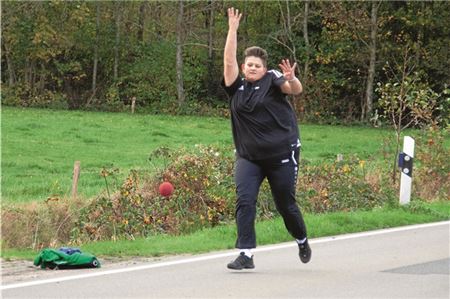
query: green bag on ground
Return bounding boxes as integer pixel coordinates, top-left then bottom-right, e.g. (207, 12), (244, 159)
(34, 248), (101, 269)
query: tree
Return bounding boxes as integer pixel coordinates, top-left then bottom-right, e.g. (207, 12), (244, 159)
(268, 1), (304, 111)
(113, 1), (121, 82)
(320, 1), (381, 121)
(137, 1), (146, 42)
(2, 1), (449, 121)
(176, 0), (185, 106)
(91, 2), (100, 97)
(377, 45), (440, 183)
(206, 0), (217, 100)
(302, 0), (311, 83)
(364, 1), (380, 121)
(1, 5), (17, 86)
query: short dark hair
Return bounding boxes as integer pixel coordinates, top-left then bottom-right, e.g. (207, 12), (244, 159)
(244, 46), (268, 67)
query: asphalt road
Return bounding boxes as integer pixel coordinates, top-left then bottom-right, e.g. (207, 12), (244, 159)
(2, 221), (449, 298)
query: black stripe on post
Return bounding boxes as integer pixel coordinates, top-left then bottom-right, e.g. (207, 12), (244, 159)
(399, 153), (413, 178)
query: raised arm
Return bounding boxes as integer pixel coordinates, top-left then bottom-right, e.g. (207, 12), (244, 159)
(279, 59), (303, 95)
(223, 8), (242, 86)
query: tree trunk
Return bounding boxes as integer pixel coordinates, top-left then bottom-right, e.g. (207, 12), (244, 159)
(26, 58), (36, 91)
(138, 1), (146, 42)
(363, 1), (379, 121)
(299, 0), (311, 106)
(303, 0), (310, 92)
(37, 64), (45, 92)
(176, 0), (185, 106)
(113, 1), (121, 82)
(285, 1), (292, 37)
(415, 2), (425, 66)
(154, 2), (162, 39)
(2, 41), (16, 86)
(206, 0), (216, 99)
(92, 3), (100, 95)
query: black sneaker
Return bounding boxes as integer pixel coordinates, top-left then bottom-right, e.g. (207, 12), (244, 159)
(227, 252), (255, 270)
(298, 240), (311, 263)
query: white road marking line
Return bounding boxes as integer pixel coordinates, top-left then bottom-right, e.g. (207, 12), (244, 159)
(2, 221), (449, 290)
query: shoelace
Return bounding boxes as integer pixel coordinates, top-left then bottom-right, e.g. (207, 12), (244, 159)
(234, 253), (252, 265)
(299, 244), (308, 256)
(237, 255), (249, 265)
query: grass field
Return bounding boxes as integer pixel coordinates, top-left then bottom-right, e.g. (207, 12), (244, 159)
(2, 107), (392, 203)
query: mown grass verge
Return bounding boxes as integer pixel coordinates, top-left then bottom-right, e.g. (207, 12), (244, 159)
(2, 107), (390, 203)
(3, 200), (448, 261)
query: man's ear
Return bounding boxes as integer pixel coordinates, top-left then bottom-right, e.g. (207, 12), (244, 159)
(241, 64), (245, 73)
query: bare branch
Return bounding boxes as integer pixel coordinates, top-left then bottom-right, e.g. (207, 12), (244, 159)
(182, 42), (220, 51)
(268, 35), (294, 56)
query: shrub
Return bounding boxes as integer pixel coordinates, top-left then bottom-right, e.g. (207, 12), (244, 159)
(118, 42), (177, 112)
(1, 84), (68, 109)
(414, 126), (450, 201)
(72, 145), (238, 242)
(71, 144), (290, 243)
(1, 198), (83, 250)
(297, 156), (394, 213)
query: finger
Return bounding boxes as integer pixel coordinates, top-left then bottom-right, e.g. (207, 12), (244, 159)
(235, 9), (242, 20)
(285, 59), (291, 68)
(292, 62), (297, 72)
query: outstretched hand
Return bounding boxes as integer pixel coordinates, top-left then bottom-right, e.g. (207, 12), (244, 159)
(227, 7), (242, 31)
(278, 59), (297, 81)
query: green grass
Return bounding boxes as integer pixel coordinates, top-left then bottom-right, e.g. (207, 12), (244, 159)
(2, 107), (392, 203)
(2, 107), (232, 202)
(2, 200), (448, 260)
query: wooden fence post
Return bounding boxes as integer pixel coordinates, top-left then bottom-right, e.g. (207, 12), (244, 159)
(131, 97), (136, 114)
(71, 161), (81, 198)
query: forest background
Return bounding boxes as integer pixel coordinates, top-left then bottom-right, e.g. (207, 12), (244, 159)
(2, 0), (449, 125)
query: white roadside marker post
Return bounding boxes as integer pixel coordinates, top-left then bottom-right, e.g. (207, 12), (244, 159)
(399, 136), (415, 205)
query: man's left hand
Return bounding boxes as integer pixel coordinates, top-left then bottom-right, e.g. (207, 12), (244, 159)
(279, 59), (297, 81)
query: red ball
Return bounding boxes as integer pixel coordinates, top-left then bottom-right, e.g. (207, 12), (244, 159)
(159, 182), (174, 197)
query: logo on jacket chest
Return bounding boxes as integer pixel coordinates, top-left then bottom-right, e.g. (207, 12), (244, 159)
(238, 85), (260, 91)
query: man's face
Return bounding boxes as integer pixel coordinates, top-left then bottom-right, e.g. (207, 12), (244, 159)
(242, 56), (267, 82)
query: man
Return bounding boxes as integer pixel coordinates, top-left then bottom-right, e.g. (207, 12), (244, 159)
(221, 7), (311, 270)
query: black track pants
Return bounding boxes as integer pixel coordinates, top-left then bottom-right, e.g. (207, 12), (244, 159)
(234, 148), (307, 249)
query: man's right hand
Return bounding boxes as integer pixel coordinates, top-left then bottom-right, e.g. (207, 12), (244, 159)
(228, 7), (242, 31)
